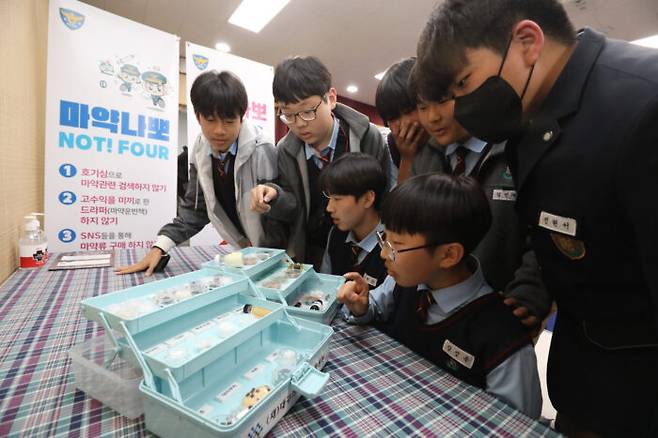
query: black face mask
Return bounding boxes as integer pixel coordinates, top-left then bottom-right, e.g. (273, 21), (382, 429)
(453, 38), (534, 143)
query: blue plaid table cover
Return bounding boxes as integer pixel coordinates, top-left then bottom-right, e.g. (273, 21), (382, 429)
(0, 246), (559, 437)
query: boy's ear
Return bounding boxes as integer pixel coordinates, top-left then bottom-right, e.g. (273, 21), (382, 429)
(512, 19), (544, 67)
(327, 87), (337, 110)
(436, 242), (464, 269)
(360, 190), (376, 209)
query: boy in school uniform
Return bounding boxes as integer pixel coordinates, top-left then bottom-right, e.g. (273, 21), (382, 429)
(318, 153), (388, 289)
(116, 71), (277, 275)
(375, 57), (430, 184)
(338, 174), (542, 418)
(250, 56), (391, 269)
(414, 0), (658, 433)
(403, 64), (551, 334)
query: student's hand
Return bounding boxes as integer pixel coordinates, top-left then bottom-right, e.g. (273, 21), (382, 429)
(114, 247), (163, 276)
(393, 120), (428, 160)
(503, 295), (541, 337)
(337, 272), (370, 317)
(250, 184), (277, 214)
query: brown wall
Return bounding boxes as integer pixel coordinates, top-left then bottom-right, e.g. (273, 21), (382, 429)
(0, 0), (49, 284)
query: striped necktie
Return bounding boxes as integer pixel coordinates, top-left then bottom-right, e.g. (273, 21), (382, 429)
(416, 289), (435, 323)
(350, 243), (361, 267)
(452, 145), (468, 176)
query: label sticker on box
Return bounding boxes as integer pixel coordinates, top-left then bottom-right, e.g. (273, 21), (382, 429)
(265, 351), (280, 363)
(192, 320), (215, 334)
(166, 331), (193, 347)
(243, 364), (265, 380)
(215, 313), (231, 323)
(198, 404), (214, 416)
(216, 382), (242, 403)
(145, 344), (167, 356)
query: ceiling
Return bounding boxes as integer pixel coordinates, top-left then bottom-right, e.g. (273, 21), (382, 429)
(81, 0), (658, 105)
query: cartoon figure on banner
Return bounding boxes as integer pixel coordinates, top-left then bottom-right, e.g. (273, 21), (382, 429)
(96, 57), (170, 108)
(119, 64), (141, 92)
(98, 60), (114, 88)
(142, 70), (168, 109)
(99, 60), (114, 76)
(97, 55), (142, 94)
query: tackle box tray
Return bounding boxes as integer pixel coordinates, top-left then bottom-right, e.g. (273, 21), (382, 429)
(69, 334), (144, 419)
(140, 316), (332, 437)
(204, 247), (345, 324)
(201, 247), (286, 278)
(81, 269), (246, 334)
(276, 272), (345, 324)
(79, 266), (333, 436)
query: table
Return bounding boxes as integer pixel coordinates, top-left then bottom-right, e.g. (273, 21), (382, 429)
(0, 246), (559, 437)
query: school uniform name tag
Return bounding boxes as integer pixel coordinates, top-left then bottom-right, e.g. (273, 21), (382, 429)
(538, 211), (577, 237)
(442, 339), (475, 369)
(492, 189), (517, 202)
(363, 274), (377, 287)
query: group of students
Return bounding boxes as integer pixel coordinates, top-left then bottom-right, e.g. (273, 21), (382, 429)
(117, 0), (658, 435)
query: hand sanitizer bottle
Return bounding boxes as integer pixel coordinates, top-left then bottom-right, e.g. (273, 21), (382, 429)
(19, 213), (48, 269)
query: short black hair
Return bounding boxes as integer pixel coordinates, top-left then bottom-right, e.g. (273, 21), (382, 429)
(190, 70), (248, 120)
(382, 174), (491, 254)
(319, 153), (387, 211)
(375, 58), (418, 124)
(415, 0), (576, 101)
(273, 56), (332, 104)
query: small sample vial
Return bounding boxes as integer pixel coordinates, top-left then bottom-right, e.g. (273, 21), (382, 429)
(194, 338), (213, 352)
(272, 349), (298, 385)
(262, 278), (283, 289)
(173, 285), (193, 301)
(204, 275), (223, 289)
(285, 263), (303, 278)
(243, 255), (258, 265)
(189, 280), (205, 296)
(129, 298), (158, 316)
(217, 321), (235, 338)
(154, 290), (176, 308)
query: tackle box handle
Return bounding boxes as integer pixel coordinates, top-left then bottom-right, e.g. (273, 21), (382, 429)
(117, 320), (156, 389)
(290, 362), (330, 398)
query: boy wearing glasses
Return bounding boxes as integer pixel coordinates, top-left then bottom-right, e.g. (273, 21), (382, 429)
(338, 174), (542, 418)
(405, 65), (550, 337)
(250, 56), (391, 269)
(318, 153), (388, 288)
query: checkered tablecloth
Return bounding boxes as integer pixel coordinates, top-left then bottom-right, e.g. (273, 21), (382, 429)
(0, 246), (559, 437)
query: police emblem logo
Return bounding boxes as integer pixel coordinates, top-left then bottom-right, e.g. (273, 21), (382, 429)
(59, 8), (85, 30)
(193, 54), (209, 70)
(502, 166), (513, 180)
(550, 233), (586, 260)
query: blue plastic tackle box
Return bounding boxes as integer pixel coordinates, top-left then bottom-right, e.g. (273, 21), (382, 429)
(80, 267), (333, 437)
(203, 247), (345, 324)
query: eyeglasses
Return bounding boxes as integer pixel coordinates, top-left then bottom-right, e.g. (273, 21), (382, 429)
(278, 97), (324, 125)
(321, 191), (345, 201)
(376, 231), (438, 262)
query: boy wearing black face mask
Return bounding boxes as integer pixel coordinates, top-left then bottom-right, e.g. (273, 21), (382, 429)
(414, 0), (658, 436)
(406, 65), (550, 338)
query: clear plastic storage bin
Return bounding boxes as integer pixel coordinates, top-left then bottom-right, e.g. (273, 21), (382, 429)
(69, 334), (144, 419)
